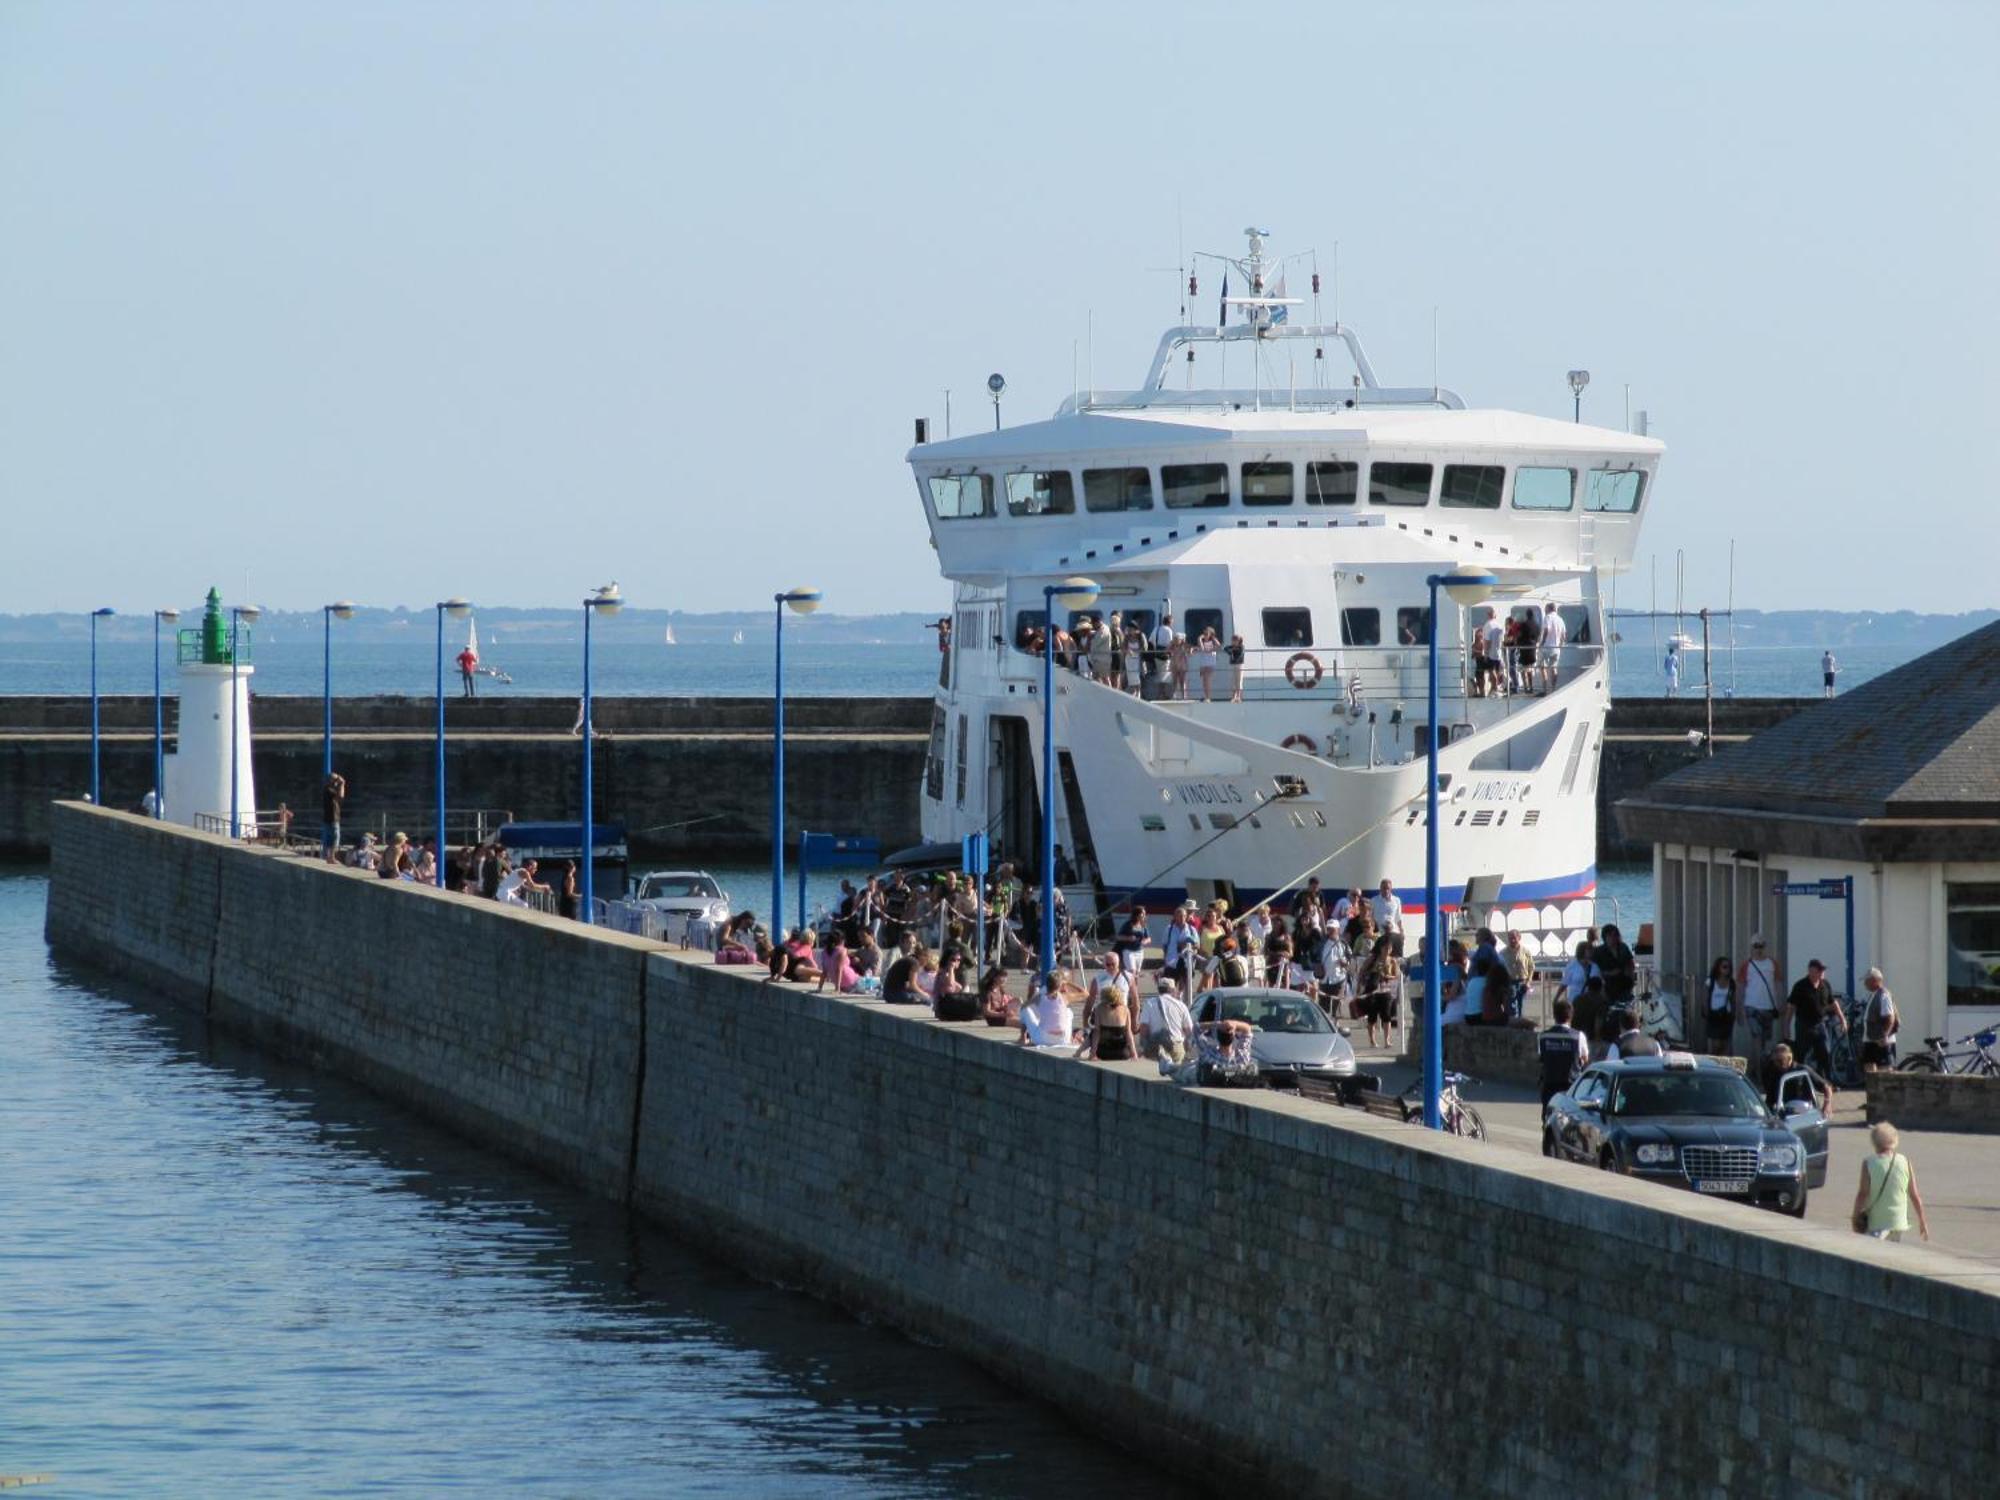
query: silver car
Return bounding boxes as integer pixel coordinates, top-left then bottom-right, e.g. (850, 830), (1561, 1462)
(629, 871), (731, 940)
(1194, 986), (1357, 1080)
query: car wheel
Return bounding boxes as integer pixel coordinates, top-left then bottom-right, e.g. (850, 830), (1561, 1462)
(1542, 1130), (1558, 1159)
(1599, 1149), (1619, 1173)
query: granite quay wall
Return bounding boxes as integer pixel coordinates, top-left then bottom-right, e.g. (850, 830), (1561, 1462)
(44, 803), (1999, 1497)
(1866, 1073), (2000, 1135)
(0, 697), (927, 859)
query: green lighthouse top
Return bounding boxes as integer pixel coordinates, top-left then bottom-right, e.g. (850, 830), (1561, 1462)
(179, 586), (251, 667)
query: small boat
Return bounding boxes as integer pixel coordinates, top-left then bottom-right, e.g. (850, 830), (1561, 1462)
(731, 629), (745, 645)
(663, 624), (677, 646)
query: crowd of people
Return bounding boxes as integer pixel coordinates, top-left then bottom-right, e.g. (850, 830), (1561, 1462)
(1016, 610), (1249, 703)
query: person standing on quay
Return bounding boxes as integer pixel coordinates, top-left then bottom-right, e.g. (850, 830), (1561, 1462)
(320, 770), (346, 861)
(1822, 648), (1839, 698)
(457, 642), (479, 699)
(1783, 958), (1843, 1080)
(1537, 996), (1590, 1111)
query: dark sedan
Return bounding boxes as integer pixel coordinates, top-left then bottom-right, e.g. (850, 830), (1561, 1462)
(1543, 1054), (1829, 1216)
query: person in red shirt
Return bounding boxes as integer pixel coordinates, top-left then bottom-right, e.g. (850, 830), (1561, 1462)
(456, 645), (479, 699)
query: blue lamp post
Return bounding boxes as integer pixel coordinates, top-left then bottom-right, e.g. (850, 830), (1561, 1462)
(228, 603), (261, 839)
(1422, 567), (1497, 1129)
(771, 586), (823, 936)
(151, 607), (179, 817)
(321, 601), (356, 851)
(88, 607), (115, 805)
(434, 598), (472, 885)
(579, 587), (623, 923)
(1039, 577), (1099, 979)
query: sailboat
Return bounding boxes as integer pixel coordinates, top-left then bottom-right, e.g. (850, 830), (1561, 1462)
(731, 629), (744, 645)
(466, 616), (514, 686)
(663, 624), (677, 646)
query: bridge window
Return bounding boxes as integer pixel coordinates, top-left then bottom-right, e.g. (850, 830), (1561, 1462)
(1440, 464), (1504, 509)
(1367, 461), (1432, 507)
(1241, 462), (1293, 506)
(1583, 467), (1647, 513)
(1163, 463), (1229, 509)
(1305, 460), (1357, 505)
(1513, 466), (1575, 511)
(1184, 607), (1224, 642)
(1340, 607), (1381, 647)
(929, 474), (993, 519)
(1261, 608), (1313, 647)
(1083, 467), (1153, 512)
(1004, 470), (1075, 517)
(1395, 606), (1431, 645)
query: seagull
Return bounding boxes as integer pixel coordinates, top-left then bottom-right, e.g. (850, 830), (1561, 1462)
(595, 581), (621, 601)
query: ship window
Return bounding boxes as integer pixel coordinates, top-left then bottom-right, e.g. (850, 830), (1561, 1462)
(1183, 607), (1224, 642)
(1367, 461), (1432, 507)
(1513, 466), (1575, 511)
(1305, 460), (1357, 505)
(1557, 603), (1592, 645)
(1395, 606), (1431, 645)
(1004, 470), (1075, 518)
(929, 473), (993, 519)
(1163, 463), (1229, 509)
(1583, 467), (1646, 513)
(1261, 608), (1313, 647)
(1440, 464), (1504, 509)
(1340, 608), (1381, 647)
(1083, 467), (1154, 512)
(1013, 609), (1047, 650)
(1241, 462), (1293, 506)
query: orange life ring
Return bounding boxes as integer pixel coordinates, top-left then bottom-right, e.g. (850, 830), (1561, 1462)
(1284, 651), (1323, 690)
(1280, 732), (1319, 755)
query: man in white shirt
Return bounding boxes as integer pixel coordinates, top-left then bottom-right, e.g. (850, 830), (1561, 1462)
(1537, 606), (1566, 693)
(1822, 649), (1839, 698)
(1370, 879), (1403, 943)
(1139, 977), (1197, 1065)
(1477, 609), (1504, 696)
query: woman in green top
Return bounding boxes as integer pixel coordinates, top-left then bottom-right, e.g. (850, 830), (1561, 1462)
(1853, 1122), (1931, 1243)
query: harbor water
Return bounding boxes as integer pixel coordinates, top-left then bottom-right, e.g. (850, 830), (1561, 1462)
(0, 867), (1183, 1498)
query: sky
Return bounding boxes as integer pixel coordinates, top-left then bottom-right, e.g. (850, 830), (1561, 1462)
(3, 1), (1995, 617)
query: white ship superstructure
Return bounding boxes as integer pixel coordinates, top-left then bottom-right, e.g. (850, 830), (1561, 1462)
(909, 231), (1661, 955)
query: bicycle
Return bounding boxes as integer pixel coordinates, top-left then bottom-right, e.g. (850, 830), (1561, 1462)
(1895, 1029), (2000, 1076)
(1399, 1070), (1487, 1140)
(1822, 998), (1865, 1089)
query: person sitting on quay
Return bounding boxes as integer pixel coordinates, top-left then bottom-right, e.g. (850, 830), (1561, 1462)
(880, 936), (924, 1004)
(1138, 975), (1196, 1065)
(351, 832), (381, 872)
(815, 929), (861, 995)
(1019, 970), (1081, 1049)
(979, 967), (1018, 1029)
(932, 946), (980, 1021)
(378, 832), (411, 880)
(716, 911), (759, 965)
(1164, 1016), (1257, 1087)
(767, 929), (821, 985)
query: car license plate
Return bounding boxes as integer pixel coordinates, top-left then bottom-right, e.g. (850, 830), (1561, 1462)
(1695, 1180), (1750, 1195)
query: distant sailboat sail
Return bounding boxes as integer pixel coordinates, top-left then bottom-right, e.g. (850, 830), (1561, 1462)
(732, 629), (744, 645)
(664, 624), (677, 645)
(466, 615), (514, 685)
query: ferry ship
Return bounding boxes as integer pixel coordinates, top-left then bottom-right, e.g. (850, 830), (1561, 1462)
(908, 230), (1660, 957)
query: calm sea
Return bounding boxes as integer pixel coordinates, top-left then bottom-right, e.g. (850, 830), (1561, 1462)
(0, 868), (1184, 1497)
(0, 637), (1921, 701)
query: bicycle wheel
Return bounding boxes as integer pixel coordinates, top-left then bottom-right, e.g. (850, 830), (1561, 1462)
(1895, 1055), (1940, 1074)
(1451, 1102), (1487, 1141)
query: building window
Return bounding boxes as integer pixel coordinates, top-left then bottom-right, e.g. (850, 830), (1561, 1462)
(1513, 466), (1575, 511)
(1583, 467), (1647, 513)
(1004, 470), (1075, 517)
(955, 712), (969, 807)
(929, 474), (993, 519)
(924, 705), (946, 800)
(1305, 460), (1357, 505)
(1440, 464), (1504, 509)
(1162, 463), (1229, 509)
(1083, 466), (1153, 512)
(1241, 462), (1293, 506)
(1947, 883), (2000, 1007)
(1261, 608), (1313, 647)
(1368, 461), (1432, 506)
(1340, 607), (1381, 646)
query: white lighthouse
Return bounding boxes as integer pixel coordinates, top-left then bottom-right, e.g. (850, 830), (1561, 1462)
(164, 587), (259, 837)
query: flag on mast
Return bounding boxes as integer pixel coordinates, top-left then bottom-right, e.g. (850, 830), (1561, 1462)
(1218, 273), (1228, 327)
(1269, 272), (1289, 325)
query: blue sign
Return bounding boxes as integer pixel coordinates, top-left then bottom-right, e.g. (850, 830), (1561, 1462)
(961, 830), (990, 876)
(1772, 879), (1849, 899)
(799, 832), (879, 866)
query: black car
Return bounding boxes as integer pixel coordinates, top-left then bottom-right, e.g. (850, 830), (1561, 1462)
(1542, 1054), (1829, 1216)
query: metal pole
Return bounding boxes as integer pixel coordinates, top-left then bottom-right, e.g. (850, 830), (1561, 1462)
(581, 599), (595, 923)
(798, 829), (809, 933)
(1040, 590), (1057, 979)
(1573, 393), (1580, 422)
(1423, 575), (1444, 1130)
(90, 611), (102, 806)
(153, 613), (164, 818)
(1844, 877), (1856, 1011)
(229, 607), (241, 840)
(434, 604), (447, 886)
(322, 606), (334, 781)
(772, 595), (786, 939)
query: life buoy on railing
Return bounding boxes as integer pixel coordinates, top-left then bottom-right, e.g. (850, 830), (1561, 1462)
(1280, 732), (1319, 755)
(1284, 651), (1323, 690)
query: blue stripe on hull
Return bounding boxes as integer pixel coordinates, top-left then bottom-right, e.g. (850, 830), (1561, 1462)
(1111, 867), (1597, 916)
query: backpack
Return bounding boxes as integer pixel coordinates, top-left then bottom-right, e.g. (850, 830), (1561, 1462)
(1220, 954), (1249, 987)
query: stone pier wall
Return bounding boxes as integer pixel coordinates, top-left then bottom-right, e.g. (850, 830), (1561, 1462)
(44, 803), (1995, 1497)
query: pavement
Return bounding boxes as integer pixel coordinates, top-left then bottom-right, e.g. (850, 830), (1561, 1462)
(1355, 1045), (2000, 1263)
